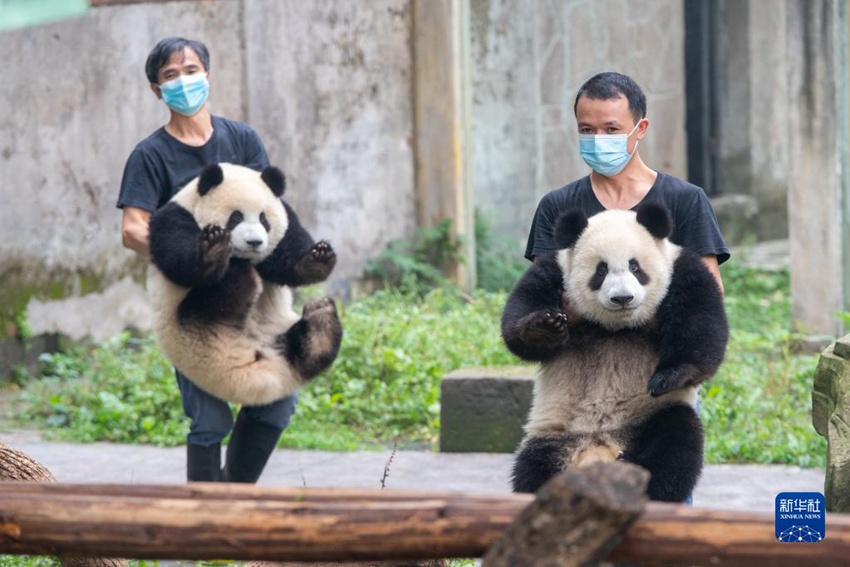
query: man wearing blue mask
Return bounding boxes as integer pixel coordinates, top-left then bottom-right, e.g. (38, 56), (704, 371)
(523, 72), (728, 508)
(117, 37), (298, 485)
(525, 72), (729, 294)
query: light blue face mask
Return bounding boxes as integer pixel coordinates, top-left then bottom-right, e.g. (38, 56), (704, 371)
(158, 72), (209, 117)
(578, 120), (643, 177)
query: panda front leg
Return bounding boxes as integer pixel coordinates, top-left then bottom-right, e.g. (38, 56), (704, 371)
(178, 259), (261, 328)
(149, 203), (234, 288)
(275, 297), (343, 381)
(619, 404), (704, 502)
(256, 202), (337, 287)
(649, 252), (729, 397)
(502, 255), (570, 362)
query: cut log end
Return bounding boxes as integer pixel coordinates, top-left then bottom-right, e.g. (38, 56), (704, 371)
(483, 461), (649, 567)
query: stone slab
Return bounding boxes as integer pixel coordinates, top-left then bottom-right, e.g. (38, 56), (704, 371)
(439, 366), (535, 453)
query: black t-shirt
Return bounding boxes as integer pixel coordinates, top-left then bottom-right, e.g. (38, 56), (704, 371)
(116, 115), (270, 212)
(525, 172), (730, 264)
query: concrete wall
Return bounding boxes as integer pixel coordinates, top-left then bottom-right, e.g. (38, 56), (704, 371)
(0, 0), (414, 340)
(470, 0), (688, 251)
(717, 0), (791, 242)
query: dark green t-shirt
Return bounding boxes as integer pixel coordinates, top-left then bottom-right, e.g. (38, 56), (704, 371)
(116, 115), (269, 212)
(525, 172), (730, 264)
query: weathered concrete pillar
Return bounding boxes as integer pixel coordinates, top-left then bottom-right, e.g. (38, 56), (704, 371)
(787, 0), (850, 339)
(412, 0), (476, 290)
(813, 335), (850, 512)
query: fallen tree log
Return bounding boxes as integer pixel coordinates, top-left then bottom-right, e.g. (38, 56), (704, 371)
(0, 480), (847, 565)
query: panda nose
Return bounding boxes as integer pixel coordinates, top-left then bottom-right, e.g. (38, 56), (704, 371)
(246, 239), (264, 249)
(610, 295), (634, 307)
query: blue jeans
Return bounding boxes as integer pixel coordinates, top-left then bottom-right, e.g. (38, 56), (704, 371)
(176, 369), (298, 446)
(683, 396), (702, 505)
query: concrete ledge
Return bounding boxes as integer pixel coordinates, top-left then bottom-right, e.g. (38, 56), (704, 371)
(439, 366), (535, 453)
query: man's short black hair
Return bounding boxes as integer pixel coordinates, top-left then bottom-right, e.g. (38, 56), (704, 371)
(573, 72), (647, 125)
(145, 37), (210, 84)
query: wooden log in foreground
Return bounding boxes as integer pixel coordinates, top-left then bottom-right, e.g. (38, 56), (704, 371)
(0, 480), (848, 566)
(485, 460), (648, 566)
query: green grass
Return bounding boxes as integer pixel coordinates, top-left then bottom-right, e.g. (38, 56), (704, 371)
(12, 264), (827, 467)
(703, 263), (825, 467)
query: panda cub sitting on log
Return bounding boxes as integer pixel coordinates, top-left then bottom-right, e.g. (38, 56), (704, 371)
(501, 203), (728, 502)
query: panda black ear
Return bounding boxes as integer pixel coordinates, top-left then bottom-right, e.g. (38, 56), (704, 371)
(261, 166), (286, 198)
(553, 208), (589, 249)
(198, 164), (224, 196)
(636, 203), (673, 239)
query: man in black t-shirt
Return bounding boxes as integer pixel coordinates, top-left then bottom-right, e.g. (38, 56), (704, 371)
(525, 72), (729, 293)
(117, 37), (297, 484)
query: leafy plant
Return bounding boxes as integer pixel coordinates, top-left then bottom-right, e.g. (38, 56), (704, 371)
(703, 264), (825, 467)
(365, 219), (464, 293)
(283, 287), (517, 450)
(18, 332), (187, 445)
(474, 209), (527, 293)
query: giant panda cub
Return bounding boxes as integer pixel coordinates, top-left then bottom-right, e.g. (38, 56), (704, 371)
(501, 203), (728, 502)
(147, 163), (343, 406)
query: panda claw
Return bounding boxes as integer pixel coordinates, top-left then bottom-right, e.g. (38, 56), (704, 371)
(199, 224), (233, 279)
(310, 241), (336, 263)
(293, 241), (337, 284)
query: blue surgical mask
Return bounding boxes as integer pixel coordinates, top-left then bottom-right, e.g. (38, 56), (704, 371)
(578, 120), (643, 177)
(158, 73), (209, 117)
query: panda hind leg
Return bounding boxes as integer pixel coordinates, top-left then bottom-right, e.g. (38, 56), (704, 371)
(512, 434), (583, 493)
(621, 404), (704, 502)
(275, 297), (343, 381)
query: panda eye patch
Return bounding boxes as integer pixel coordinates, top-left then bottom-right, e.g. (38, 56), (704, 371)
(260, 212), (270, 232)
(589, 261), (608, 291)
(630, 258), (650, 285)
(226, 211), (243, 231)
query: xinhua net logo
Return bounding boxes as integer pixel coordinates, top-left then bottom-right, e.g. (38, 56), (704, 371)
(775, 492), (826, 543)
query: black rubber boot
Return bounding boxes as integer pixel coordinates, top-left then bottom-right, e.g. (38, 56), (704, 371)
(186, 442), (222, 482)
(222, 412), (283, 483)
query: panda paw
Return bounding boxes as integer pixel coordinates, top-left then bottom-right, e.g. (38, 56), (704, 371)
(648, 366), (690, 397)
(311, 241), (336, 264)
(522, 310), (569, 343)
(295, 241), (337, 284)
(200, 224), (232, 279)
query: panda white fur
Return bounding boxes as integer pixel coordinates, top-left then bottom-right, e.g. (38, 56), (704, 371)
(147, 163), (342, 406)
(501, 203), (728, 502)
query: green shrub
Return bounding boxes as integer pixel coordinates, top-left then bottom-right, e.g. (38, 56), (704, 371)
(364, 219), (463, 293)
(283, 287), (517, 450)
(18, 333), (187, 445)
(474, 210), (527, 292)
(703, 264), (825, 467)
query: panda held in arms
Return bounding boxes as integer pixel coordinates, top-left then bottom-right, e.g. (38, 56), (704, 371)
(147, 163), (343, 406)
(501, 203), (728, 502)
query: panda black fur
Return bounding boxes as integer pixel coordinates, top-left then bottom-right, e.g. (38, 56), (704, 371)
(147, 163), (343, 406)
(501, 203), (728, 502)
